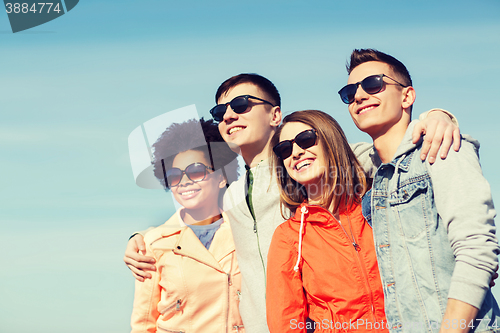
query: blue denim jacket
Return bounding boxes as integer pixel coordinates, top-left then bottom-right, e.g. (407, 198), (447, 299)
(362, 122), (499, 333)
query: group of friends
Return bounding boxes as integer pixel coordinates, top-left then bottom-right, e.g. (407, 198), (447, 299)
(124, 49), (499, 333)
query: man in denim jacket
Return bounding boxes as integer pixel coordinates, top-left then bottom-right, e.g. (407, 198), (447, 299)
(338, 48), (500, 333)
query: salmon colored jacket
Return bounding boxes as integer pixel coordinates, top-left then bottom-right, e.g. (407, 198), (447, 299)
(131, 209), (244, 333)
(266, 202), (388, 333)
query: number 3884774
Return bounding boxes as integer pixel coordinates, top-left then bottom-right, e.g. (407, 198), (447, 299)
(5, 3), (62, 14)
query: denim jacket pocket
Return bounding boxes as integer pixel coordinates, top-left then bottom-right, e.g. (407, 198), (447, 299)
(388, 177), (431, 240)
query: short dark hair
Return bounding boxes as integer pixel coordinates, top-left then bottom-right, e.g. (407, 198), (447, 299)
(152, 118), (239, 189)
(271, 110), (368, 217)
(215, 73), (281, 107)
(347, 49), (412, 87)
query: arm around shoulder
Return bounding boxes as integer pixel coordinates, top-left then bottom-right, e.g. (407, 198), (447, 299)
(428, 136), (498, 309)
(350, 142), (378, 177)
(124, 229), (157, 281)
(132, 227), (156, 239)
(419, 108), (459, 127)
(415, 109), (461, 162)
(130, 242), (161, 333)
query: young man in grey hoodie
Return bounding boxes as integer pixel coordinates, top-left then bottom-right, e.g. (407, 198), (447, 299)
(338, 48), (499, 332)
(125, 73), (461, 333)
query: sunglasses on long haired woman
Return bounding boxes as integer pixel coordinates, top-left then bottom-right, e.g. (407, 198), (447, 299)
(338, 74), (409, 104)
(210, 95), (275, 122)
(273, 129), (317, 160)
(162, 161), (214, 188)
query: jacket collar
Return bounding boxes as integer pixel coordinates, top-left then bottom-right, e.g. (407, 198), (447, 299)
(156, 209), (235, 271)
(391, 121), (421, 163)
(289, 202), (356, 226)
(290, 201), (357, 225)
(173, 220), (234, 271)
(158, 209), (188, 237)
(374, 120), (421, 172)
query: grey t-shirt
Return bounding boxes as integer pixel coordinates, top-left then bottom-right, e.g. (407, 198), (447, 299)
(186, 218), (223, 249)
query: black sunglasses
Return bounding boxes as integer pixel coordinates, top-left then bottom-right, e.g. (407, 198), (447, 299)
(210, 95), (275, 122)
(338, 74), (409, 104)
(273, 129), (317, 160)
(161, 161), (214, 188)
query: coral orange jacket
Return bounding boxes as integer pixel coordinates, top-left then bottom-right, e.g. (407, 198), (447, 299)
(131, 210), (244, 333)
(266, 202), (388, 332)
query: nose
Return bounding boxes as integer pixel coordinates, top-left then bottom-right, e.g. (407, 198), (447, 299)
(353, 83), (369, 103)
(290, 142), (305, 159)
(178, 173), (193, 186)
(222, 103), (238, 122)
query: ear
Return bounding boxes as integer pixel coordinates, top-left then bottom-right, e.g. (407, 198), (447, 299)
(401, 86), (416, 111)
(218, 174), (227, 189)
(270, 106), (282, 128)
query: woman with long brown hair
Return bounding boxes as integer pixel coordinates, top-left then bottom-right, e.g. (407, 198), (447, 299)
(266, 110), (387, 332)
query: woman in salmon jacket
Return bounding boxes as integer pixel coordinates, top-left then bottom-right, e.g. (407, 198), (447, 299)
(130, 119), (244, 333)
(266, 110), (387, 333)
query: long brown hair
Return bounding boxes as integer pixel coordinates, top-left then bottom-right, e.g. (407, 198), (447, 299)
(271, 110), (368, 216)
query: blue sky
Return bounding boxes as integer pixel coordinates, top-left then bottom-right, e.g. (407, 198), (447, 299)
(1, 1), (500, 332)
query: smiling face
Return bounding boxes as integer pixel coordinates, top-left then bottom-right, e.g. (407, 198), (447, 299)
(170, 150), (225, 212)
(347, 61), (413, 140)
(279, 121), (327, 203)
(217, 83), (281, 165)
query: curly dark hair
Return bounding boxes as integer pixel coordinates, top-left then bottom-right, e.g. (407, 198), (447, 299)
(152, 118), (239, 189)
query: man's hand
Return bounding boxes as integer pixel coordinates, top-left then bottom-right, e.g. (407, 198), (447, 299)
(490, 265), (499, 287)
(413, 110), (461, 164)
(123, 234), (156, 282)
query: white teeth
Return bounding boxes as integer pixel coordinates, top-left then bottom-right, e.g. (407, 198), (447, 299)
(180, 190), (198, 196)
(229, 127), (244, 135)
(296, 160), (311, 170)
(359, 106), (376, 114)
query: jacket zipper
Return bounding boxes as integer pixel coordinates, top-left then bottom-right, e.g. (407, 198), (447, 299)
(249, 166), (266, 282)
(157, 300), (184, 332)
(226, 273), (231, 333)
(253, 218), (267, 284)
(160, 299), (182, 314)
(354, 244), (377, 319)
(323, 207), (377, 321)
(233, 325), (244, 332)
